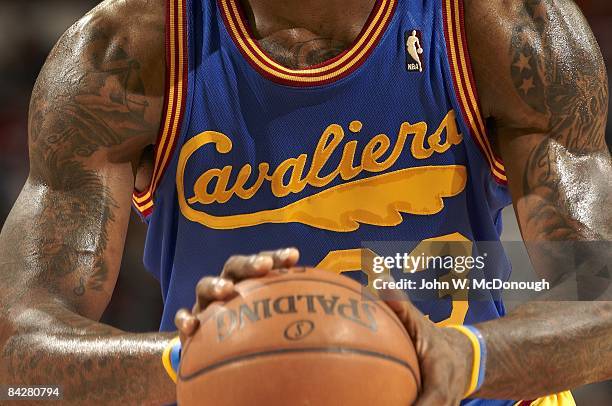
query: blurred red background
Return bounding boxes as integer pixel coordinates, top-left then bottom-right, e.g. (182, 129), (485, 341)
(0, 0), (610, 403)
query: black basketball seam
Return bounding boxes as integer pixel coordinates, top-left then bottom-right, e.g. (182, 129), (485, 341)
(196, 275), (409, 339)
(178, 346), (420, 389)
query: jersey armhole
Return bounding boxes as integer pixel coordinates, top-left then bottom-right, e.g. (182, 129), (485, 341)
(132, 0), (189, 217)
(441, 0), (507, 184)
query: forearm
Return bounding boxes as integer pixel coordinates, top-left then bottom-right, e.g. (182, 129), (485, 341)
(474, 301), (612, 400)
(1, 301), (176, 405)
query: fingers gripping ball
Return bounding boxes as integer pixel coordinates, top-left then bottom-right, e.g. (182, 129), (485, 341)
(177, 268), (421, 405)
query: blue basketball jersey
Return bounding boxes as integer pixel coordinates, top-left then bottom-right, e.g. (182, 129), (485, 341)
(131, 1), (572, 404)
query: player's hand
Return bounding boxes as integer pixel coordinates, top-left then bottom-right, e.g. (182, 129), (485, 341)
(383, 285), (474, 406)
(174, 247), (300, 345)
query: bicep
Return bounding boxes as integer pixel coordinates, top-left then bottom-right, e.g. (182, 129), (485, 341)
(0, 12), (162, 320)
(468, 0), (611, 243)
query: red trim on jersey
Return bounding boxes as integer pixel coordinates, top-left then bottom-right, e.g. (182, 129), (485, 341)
(217, 0), (397, 87)
(133, 0), (189, 215)
(442, 0), (507, 184)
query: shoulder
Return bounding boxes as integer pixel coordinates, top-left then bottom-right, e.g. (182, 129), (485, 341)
(79, 0), (165, 34)
(461, 0), (606, 129)
(462, 0), (588, 34)
(28, 0), (167, 178)
(51, 0), (165, 80)
(462, 0), (594, 58)
(35, 0), (166, 99)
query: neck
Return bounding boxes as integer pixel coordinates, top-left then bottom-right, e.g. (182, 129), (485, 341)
(240, 0), (375, 41)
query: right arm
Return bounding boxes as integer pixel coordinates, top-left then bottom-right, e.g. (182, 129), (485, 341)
(0, 4), (301, 402)
(0, 1), (176, 404)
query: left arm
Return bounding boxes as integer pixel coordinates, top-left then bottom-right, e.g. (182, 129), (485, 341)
(388, 0), (612, 404)
(466, 0), (612, 399)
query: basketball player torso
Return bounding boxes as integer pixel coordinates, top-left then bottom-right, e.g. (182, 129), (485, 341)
(133, 0), (511, 332)
(130, 1), (543, 403)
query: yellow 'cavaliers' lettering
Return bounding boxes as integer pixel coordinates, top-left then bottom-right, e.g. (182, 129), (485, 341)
(177, 110), (467, 231)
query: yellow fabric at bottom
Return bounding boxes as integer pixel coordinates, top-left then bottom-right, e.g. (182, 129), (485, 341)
(515, 391), (575, 406)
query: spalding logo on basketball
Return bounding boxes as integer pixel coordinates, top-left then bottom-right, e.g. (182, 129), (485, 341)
(178, 267), (420, 406)
(283, 319), (315, 341)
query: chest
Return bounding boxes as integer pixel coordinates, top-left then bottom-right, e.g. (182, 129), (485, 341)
(241, 1), (375, 69)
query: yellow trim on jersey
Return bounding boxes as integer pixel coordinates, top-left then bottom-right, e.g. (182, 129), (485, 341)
(219, 0), (396, 83)
(135, 199), (154, 212)
(443, 0), (507, 182)
(515, 391), (576, 406)
(450, 0), (503, 171)
(133, 0), (187, 213)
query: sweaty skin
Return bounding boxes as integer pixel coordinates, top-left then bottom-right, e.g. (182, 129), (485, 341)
(0, 0), (610, 405)
(465, 0), (612, 400)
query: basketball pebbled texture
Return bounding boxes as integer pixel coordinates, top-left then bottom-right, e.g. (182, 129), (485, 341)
(178, 267), (421, 405)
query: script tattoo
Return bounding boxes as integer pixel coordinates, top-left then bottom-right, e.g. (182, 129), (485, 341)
(509, 0), (609, 241)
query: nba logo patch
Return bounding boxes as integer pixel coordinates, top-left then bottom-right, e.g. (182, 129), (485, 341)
(405, 30), (424, 72)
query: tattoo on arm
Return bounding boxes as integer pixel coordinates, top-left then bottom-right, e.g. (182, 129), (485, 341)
(27, 26), (154, 302)
(509, 0), (611, 241)
(0, 4), (172, 403)
(477, 301), (612, 399)
(2, 301), (174, 405)
(467, 1), (612, 399)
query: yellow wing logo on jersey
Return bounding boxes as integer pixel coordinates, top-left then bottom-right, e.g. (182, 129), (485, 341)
(177, 110), (467, 232)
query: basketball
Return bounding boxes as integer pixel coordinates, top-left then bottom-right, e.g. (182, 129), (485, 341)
(177, 267), (421, 405)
